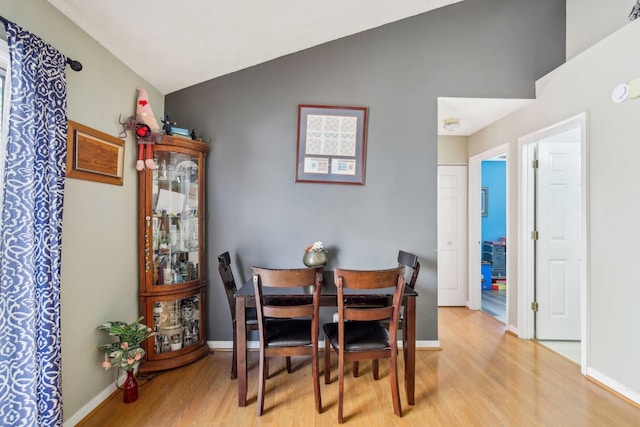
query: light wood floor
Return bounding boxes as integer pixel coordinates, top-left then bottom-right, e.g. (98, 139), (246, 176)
(76, 308), (640, 426)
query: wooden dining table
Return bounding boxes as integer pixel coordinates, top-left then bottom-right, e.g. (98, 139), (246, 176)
(234, 269), (418, 407)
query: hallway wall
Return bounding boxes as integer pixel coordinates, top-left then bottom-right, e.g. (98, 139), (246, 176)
(468, 19), (640, 405)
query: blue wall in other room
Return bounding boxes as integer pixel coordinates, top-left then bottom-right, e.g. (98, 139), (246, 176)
(482, 160), (506, 244)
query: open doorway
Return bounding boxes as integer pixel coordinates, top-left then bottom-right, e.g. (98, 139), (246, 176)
(518, 113), (587, 371)
(480, 156), (507, 323)
(438, 97), (532, 327)
(468, 143), (511, 332)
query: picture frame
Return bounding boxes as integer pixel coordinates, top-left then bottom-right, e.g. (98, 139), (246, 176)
(66, 120), (125, 186)
(481, 187), (489, 217)
(295, 104), (368, 185)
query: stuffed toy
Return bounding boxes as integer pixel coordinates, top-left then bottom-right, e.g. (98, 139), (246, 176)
(119, 88), (163, 171)
(134, 87), (162, 170)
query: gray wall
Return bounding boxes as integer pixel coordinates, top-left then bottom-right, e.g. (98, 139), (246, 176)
(166, 0), (565, 342)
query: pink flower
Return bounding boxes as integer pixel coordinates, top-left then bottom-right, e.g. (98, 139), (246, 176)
(127, 358), (135, 365)
(120, 342), (129, 350)
(134, 353), (142, 361)
(102, 361), (111, 370)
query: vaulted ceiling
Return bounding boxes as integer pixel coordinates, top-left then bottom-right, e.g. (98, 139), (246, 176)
(49, 0), (462, 94)
(48, 0), (531, 135)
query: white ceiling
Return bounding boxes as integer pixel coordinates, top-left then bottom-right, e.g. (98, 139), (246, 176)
(48, 0), (462, 94)
(48, 0), (533, 136)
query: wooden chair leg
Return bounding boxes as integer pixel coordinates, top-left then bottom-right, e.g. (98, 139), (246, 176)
(312, 347), (322, 413)
(286, 356), (292, 373)
(231, 322), (238, 379)
(402, 332), (408, 366)
(353, 361), (359, 377)
(372, 359), (379, 380)
(390, 352), (402, 417)
(324, 336), (332, 384)
(256, 351), (266, 416)
(338, 354), (345, 424)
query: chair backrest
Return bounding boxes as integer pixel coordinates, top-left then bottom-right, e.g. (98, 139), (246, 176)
(252, 267), (324, 344)
(398, 250), (420, 289)
(334, 268), (405, 336)
(218, 252), (238, 319)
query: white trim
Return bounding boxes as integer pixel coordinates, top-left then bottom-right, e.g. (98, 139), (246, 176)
(64, 337), (441, 425)
(517, 112), (589, 375)
(0, 38), (8, 67)
(468, 143), (510, 317)
(414, 340), (442, 349)
(517, 141), (536, 339)
(207, 340), (234, 350)
(63, 374), (125, 427)
(586, 367), (640, 406)
(207, 340), (442, 350)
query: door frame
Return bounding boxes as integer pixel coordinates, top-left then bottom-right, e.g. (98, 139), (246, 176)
(468, 143), (510, 327)
(517, 112), (588, 374)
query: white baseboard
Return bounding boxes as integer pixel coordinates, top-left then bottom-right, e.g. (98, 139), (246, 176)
(416, 340), (441, 349)
(209, 340), (442, 350)
(66, 338), (441, 425)
(63, 377), (123, 427)
(586, 367), (640, 406)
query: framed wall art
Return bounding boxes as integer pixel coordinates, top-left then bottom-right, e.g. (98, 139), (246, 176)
(295, 104), (368, 185)
(66, 120), (125, 185)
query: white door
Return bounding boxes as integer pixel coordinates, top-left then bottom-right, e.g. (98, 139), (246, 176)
(438, 165), (468, 306)
(536, 140), (581, 339)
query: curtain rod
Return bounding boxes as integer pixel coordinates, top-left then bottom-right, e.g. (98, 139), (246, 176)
(0, 14), (82, 71)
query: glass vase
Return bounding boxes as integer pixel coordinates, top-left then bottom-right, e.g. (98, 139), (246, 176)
(123, 370), (139, 403)
(303, 250), (328, 267)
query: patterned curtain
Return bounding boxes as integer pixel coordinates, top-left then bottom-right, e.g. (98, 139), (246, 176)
(0, 22), (68, 427)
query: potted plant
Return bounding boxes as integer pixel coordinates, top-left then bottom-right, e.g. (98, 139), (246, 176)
(97, 316), (156, 403)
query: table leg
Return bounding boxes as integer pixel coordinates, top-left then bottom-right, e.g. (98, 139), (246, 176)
(236, 296), (248, 407)
(404, 296), (416, 405)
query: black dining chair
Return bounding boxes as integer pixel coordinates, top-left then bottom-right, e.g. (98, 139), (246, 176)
(351, 250), (420, 378)
(323, 268), (405, 423)
(217, 251), (259, 380)
(397, 250), (420, 365)
(252, 266), (324, 416)
(398, 250), (420, 291)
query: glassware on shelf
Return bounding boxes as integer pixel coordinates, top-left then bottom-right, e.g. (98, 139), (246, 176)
(140, 138), (208, 372)
(158, 210), (170, 255)
(151, 296), (201, 353)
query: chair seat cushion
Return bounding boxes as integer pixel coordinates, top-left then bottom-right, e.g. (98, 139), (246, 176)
(323, 321), (389, 352)
(265, 319), (312, 348)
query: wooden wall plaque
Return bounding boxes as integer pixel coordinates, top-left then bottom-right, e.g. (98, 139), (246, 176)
(66, 120), (125, 185)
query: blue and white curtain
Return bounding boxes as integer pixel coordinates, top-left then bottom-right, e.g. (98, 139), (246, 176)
(0, 21), (68, 427)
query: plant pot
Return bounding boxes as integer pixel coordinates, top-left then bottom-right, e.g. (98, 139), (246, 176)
(123, 370), (139, 403)
(303, 250), (328, 267)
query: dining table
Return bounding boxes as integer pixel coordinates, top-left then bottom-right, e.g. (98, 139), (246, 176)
(234, 269), (418, 407)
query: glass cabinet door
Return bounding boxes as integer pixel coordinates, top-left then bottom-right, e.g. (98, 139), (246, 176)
(150, 293), (202, 358)
(139, 136), (209, 373)
(150, 150), (200, 286)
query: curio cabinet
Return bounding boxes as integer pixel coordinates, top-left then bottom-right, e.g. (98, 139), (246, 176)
(138, 135), (209, 373)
